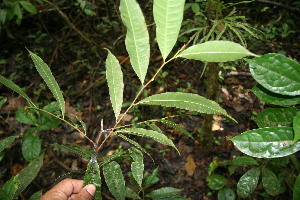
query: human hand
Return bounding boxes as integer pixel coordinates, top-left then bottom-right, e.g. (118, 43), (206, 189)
(41, 178), (96, 200)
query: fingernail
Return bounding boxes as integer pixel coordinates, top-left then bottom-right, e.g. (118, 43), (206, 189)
(85, 184), (96, 196)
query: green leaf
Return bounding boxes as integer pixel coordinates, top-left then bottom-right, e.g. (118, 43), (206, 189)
(137, 92), (235, 122)
(229, 127), (300, 158)
(262, 168), (281, 196)
(293, 173), (300, 200)
(119, 0), (150, 84)
(145, 187), (182, 198)
(105, 49), (124, 121)
(0, 75), (36, 107)
(232, 156), (259, 166)
(177, 41), (256, 62)
(14, 155), (43, 197)
(0, 97), (7, 109)
(0, 176), (20, 200)
(255, 107), (299, 128)
(29, 190), (42, 200)
(147, 123), (163, 133)
(0, 136), (19, 153)
(159, 119), (194, 139)
(119, 128), (178, 152)
(84, 156), (102, 200)
(248, 53), (300, 96)
(51, 143), (93, 160)
(252, 85), (300, 106)
(36, 104), (61, 130)
(144, 167), (159, 189)
(19, 1), (37, 14)
(28, 50), (65, 117)
(103, 161), (126, 200)
(22, 134), (41, 162)
(206, 174), (226, 190)
(126, 187), (141, 199)
(16, 107), (37, 126)
(71, 114), (87, 135)
(117, 134), (151, 158)
(293, 112), (300, 144)
(14, 3), (22, 23)
(153, 0), (185, 60)
(237, 168), (260, 198)
(217, 187), (236, 200)
(129, 147), (144, 187)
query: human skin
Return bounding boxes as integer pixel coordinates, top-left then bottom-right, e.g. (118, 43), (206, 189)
(40, 178), (96, 200)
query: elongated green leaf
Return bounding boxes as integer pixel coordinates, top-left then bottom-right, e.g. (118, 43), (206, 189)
(126, 187), (141, 199)
(159, 119), (194, 139)
(229, 127), (300, 158)
(145, 187), (182, 198)
(28, 50), (65, 117)
(177, 41), (256, 62)
(71, 114), (87, 135)
(15, 155), (43, 197)
(119, 128), (178, 152)
(153, 0), (185, 60)
(117, 134), (151, 158)
(0, 97), (7, 109)
(237, 168), (260, 198)
(19, 1), (37, 14)
(293, 112), (300, 144)
(0, 136), (19, 153)
(51, 143), (93, 160)
(252, 85), (300, 106)
(255, 107), (299, 128)
(147, 123), (163, 133)
(0, 75), (36, 107)
(293, 173), (300, 200)
(22, 134), (41, 162)
(119, 0), (150, 84)
(218, 187), (236, 200)
(129, 147), (143, 187)
(248, 53), (300, 96)
(29, 191), (42, 200)
(105, 49), (124, 121)
(0, 176), (20, 200)
(137, 92), (235, 122)
(84, 156), (102, 200)
(262, 168), (281, 196)
(232, 156), (259, 166)
(103, 161), (126, 200)
(144, 167), (159, 189)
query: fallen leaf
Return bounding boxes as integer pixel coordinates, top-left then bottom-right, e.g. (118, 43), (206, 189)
(185, 155), (196, 176)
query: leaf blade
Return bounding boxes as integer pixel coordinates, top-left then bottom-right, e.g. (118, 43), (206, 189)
(0, 136), (19, 153)
(237, 168), (260, 198)
(262, 168), (281, 196)
(84, 156), (102, 200)
(128, 147), (144, 187)
(293, 111), (300, 144)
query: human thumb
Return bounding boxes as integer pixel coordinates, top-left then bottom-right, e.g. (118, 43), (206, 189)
(74, 184), (96, 200)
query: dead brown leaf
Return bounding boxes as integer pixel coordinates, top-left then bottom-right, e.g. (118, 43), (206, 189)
(185, 155), (196, 176)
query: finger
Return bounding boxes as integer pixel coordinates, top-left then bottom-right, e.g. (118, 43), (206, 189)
(73, 184), (96, 200)
(41, 179), (84, 200)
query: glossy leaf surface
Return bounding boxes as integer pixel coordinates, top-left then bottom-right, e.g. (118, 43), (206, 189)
(255, 107), (299, 128)
(105, 49), (124, 121)
(293, 112), (300, 144)
(262, 168), (281, 196)
(0, 75), (36, 107)
(153, 0), (185, 60)
(84, 156), (102, 200)
(232, 156), (259, 166)
(137, 92), (235, 121)
(103, 161), (126, 200)
(0, 136), (19, 153)
(252, 85), (300, 106)
(28, 50), (65, 117)
(217, 187), (236, 200)
(22, 134), (41, 162)
(206, 174), (226, 190)
(145, 187), (182, 198)
(177, 41), (256, 62)
(119, 0), (149, 83)
(237, 168), (260, 198)
(230, 127), (300, 158)
(293, 173), (300, 200)
(249, 53), (300, 96)
(129, 147), (144, 187)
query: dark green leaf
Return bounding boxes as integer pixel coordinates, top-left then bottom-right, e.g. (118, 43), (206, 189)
(0, 136), (19, 153)
(206, 174), (226, 190)
(0, 176), (20, 200)
(103, 161), (126, 200)
(229, 127), (300, 158)
(293, 111), (300, 144)
(252, 85), (300, 106)
(19, 1), (37, 14)
(84, 156), (102, 200)
(29, 190), (42, 200)
(37, 112), (60, 130)
(129, 147), (143, 187)
(237, 168), (260, 198)
(16, 107), (37, 126)
(144, 167), (159, 189)
(159, 119), (194, 139)
(232, 156), (259, 166)
(126, 187), (141, 199)
(248, 54), (300, 96)
(117, 134), (151, 158)
(269, 157), (289, 167)
(218, 187), (236, 200)
(262, 168), (281, 196)
(255, 107), (299, 128)
(293, 173), (300, 200)
(14, 3), (22, 23)
(22, 134), (41, 162)
(145, 187), (182, 198)
(99, 151), (125, 167)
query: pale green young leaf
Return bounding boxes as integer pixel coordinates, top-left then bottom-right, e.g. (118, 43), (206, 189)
(144, 167), (159, 189)
(28, 50), (65, 117)
(0, 136), (19, 153)
(19, 1), (37, 14)
(262, 168), (281, 196)
(292, 112), (300, 144)
(0, 75), (36, 107)
(119, 128), (179, 153)
(119, 0), (150, 84)
(84, 156), (102, 200)
(105, 49), (124, 121)
(137, 92), (235, 122)
(229, 127), (300, 158)
(176, 41), (257, 62)
(129, 147), (144, 187)
(237, 168), (260, 198)
(153, 0), (185, 60)
(103, 161), (126, 200)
